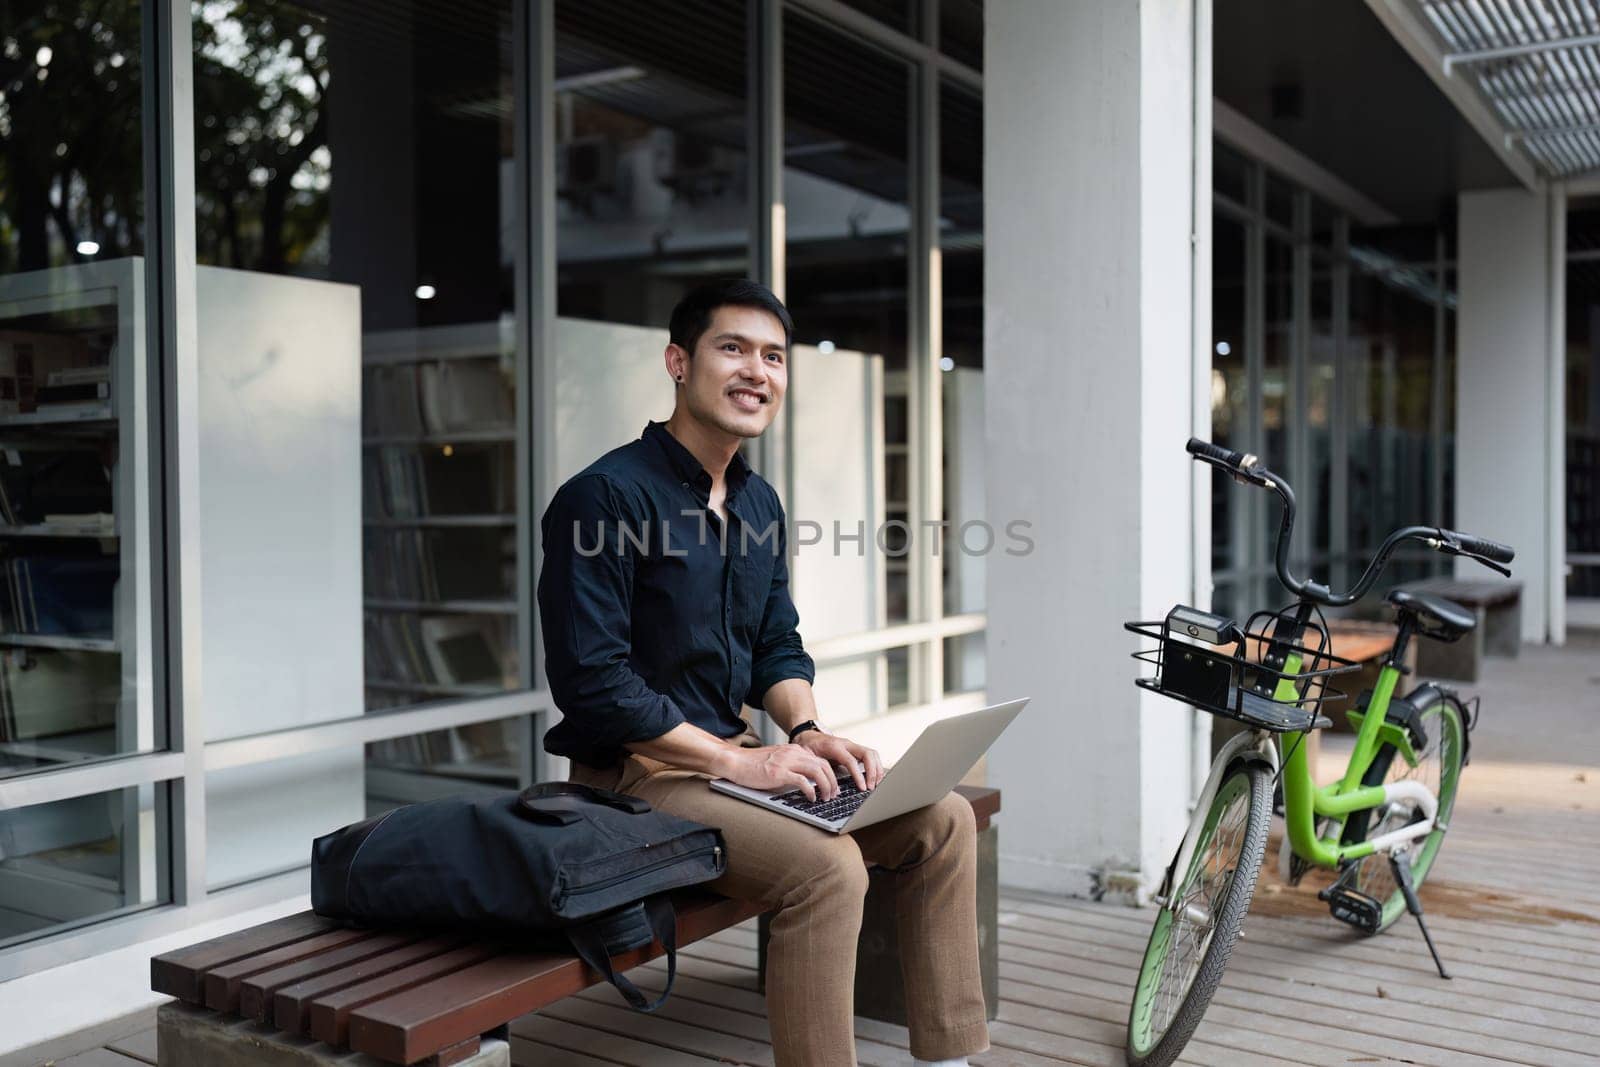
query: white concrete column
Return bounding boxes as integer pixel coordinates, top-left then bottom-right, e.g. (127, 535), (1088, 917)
(984, 0), (1208, 898)
(1456, 187), (1565, 644)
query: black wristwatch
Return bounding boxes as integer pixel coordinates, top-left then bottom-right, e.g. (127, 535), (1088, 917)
(787, 720), (822, 743)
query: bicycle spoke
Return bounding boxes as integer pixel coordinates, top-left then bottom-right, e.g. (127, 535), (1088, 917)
(1149, 784), (1249, 1038)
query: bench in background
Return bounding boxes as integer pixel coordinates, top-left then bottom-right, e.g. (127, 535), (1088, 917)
(1395, 577), (1523, 682)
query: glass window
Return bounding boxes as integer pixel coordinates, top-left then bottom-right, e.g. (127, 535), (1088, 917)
(839, 0), (914, 34)
(193, 0), (524, 886)
(785, 13), (910, 712)
(554, 0), (748, 325)
(1215, 141), (1251, 207)
(0, 785), (167, 948)
(208, 717), (523, 888)
(1346, 255), (1438, 589)
(1567, 246), (1599, 599)
(940, 0), (982, 69)
(1264, 171), (1295, 230)
(0, 2), (158, 783)
(1211, 211), (1248, 616)
(942, 82), (983, 694)
(1308, 253), (1336, 562)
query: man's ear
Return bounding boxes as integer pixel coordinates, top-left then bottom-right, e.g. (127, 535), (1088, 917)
(664, 342), (691, 383)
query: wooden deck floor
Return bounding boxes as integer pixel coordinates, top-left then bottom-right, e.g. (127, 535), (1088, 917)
(49, 647), (1600, 1067)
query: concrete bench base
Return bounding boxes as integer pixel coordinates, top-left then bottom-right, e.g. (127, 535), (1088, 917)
(156, 1003), (509, 1067)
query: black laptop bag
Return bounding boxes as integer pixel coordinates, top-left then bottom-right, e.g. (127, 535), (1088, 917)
(310, 782), (726, 1011)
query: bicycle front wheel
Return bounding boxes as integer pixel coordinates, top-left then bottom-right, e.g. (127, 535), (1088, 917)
(1127, 761), (1272, 1067)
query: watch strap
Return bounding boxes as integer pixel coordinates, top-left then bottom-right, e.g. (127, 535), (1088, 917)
(786, 720), (821, 743)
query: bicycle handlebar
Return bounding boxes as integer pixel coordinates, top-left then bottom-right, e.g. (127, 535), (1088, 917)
(1185, 438), (1514, 606)
(1439, 529), (1515, 565)
(1185, 437), (1250, 470)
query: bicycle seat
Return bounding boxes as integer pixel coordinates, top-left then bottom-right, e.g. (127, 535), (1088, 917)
(1386, 588), (1475, 642)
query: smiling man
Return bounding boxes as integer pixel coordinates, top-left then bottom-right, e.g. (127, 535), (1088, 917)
(537, 280), (987, 1067)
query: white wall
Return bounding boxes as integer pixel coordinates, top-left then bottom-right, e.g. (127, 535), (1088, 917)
(1456, 188), (1564, 643)
(984, 0), (1203, 898)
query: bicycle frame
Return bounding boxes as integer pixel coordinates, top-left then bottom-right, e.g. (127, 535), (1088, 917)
(1278, 646), (1437, 869)
(1159, 610), (1438, 903)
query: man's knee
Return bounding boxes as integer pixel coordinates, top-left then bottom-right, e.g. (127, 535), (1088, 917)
(787, 835), (870, 907)
(922, 791), (977, 855)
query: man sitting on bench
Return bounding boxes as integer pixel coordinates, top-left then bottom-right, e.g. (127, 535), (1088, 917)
(537, 280), (986, 1067)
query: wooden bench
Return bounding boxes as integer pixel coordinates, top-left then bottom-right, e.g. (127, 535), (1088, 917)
(1396, 577), (1523, 681)
(150, 785), (1001, 1066)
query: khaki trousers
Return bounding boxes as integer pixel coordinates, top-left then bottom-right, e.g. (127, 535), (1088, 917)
(570, 730), (989, 1067)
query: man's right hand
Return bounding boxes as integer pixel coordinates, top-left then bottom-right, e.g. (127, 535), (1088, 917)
(719, 743), (841, 802)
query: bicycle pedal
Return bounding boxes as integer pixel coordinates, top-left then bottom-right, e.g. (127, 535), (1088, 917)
(1318, 883), (1382, 934)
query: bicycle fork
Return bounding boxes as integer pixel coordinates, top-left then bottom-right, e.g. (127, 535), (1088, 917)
(1154, 728), (1279, 909)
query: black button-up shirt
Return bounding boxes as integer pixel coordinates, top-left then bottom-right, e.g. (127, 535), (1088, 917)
(538, 421), (815, 768)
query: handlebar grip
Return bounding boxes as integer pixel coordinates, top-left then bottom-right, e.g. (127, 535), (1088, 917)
(1443, 529), (1515, 564)
(1186, 438), (1248, 469)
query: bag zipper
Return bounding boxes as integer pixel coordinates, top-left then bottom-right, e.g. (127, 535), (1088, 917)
(559, 844), (723, 903)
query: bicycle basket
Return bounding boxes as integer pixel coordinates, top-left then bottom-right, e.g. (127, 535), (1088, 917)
(1125, 604), (1360, 732)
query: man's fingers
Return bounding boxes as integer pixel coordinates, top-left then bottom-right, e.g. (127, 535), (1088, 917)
(790, 770), (817, 802)
(810, 754), (839, 799)
(841, 751), (866, 792)
(864, 748), (884, 789)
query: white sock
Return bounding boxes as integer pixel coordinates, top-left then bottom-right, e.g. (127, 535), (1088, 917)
(913, 1059), (969, 1067)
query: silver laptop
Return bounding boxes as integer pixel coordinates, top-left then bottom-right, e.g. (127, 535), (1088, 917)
(709, 698), (1029, 833)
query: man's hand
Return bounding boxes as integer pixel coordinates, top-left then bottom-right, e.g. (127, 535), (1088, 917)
(793, 730), (884, 793)
(720, 743), (845, 802)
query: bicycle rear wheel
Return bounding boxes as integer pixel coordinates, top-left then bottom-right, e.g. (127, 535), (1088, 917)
(1126, 761), (1272, 1067)
(1341, 690), (1466, 932)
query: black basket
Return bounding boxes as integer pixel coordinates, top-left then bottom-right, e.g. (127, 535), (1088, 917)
(1125, 605), (1360, 733)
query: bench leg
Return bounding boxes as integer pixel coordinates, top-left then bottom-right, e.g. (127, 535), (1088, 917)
(755, 823), (1000, 1026)
(157, 1002), (510, 1067)
(1484, 601), (1521, 657)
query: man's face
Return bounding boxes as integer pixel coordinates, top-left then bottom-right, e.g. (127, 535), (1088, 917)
(674, 305), (788, 439)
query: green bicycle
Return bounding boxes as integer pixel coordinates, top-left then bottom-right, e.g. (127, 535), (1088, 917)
(1123, 438), (1515, 1067)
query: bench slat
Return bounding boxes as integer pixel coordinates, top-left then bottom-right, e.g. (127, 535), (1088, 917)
(347, 894), (762, 1065)
(240, 930), (422, 1022)
(309, 943), (504, 1047)
(151, 911), (339, 1003)
(205, 927), (375, 1012)
(275, 936), (471, 1034)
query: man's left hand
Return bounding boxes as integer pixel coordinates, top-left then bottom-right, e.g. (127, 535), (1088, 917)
(793, 730), (884, 792)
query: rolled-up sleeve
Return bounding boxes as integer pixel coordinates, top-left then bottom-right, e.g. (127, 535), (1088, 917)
(746, 514), (815, 710)
(538, 474), (686, 756)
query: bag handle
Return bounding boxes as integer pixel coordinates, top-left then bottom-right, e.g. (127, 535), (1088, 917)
(518, 781), (652, 816)
(565, 895), (678, 1012)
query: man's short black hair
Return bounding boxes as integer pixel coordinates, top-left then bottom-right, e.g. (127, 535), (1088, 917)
(668, 279), (793, 355)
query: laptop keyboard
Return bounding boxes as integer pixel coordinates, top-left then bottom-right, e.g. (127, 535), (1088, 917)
(771, 780), (873, 823)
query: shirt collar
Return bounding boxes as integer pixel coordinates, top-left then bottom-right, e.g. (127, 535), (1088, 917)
(642, 421), (751, 497)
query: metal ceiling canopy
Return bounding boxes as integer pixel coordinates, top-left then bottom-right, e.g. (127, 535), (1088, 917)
(1403, 0), (1600, 181)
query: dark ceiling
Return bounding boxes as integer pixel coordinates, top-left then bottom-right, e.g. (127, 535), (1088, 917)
(1215, 0), (1519, 224)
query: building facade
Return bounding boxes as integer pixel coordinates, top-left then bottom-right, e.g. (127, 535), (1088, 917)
(0, 0), (1585, 1048)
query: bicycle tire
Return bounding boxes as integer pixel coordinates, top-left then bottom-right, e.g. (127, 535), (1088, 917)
(1340, 690), (1466, 932)
(1126, 761), (1272, 1067)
